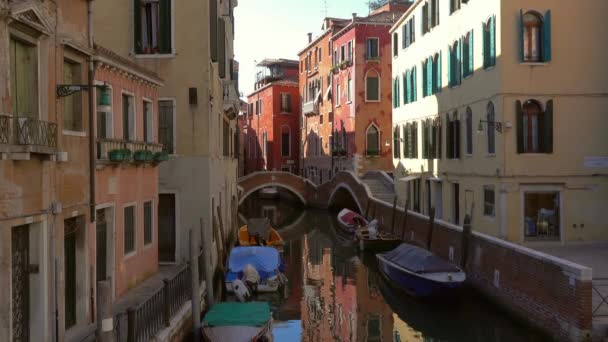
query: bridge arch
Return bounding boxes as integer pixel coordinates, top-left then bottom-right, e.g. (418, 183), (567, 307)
(238, 183), (307, 206)
(327, 183), (364, 214)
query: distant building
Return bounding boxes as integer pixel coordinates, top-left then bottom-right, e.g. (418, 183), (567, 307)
(245, 59), (301, 174)
(391, 0), (608, 243)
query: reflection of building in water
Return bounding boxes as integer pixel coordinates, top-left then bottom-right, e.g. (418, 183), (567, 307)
(354, 259), (394, 342)
(239, 195), (303, 228)
(301, 230), (335, 342)
(332, 255), (358, 341)
(279, 238), (304, 320)
(392, 313), (423, 342)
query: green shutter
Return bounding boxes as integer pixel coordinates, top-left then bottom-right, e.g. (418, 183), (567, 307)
(438, 119), (442, 159)
(490, 16), (496, 66)
(210, 0), (218, 62)
(134, 0), (142, 54)
(483, 22), (488, 68)
(426, 57), (432, 95)
(468, 30), (474, 75)
(455, 119), (461, 158)
(437, 51), (442, 93)
(422, 62), (427, 97)
(518, 10), (524, 62)
(404, 71), (410, 104)
(446, 117), (453, 158)
(542, 10), (552, 62)
(396, 78), (400, 107)
(543, 100), (553, 153)
(159, 0), (171, 53)
(447, 45), (452, 86)
(457, 38), (462, 84)
(413, 122), (418, 158)
(516, 100), (524, 153)
(412, 16), (416, 42)
(218, 18), (226, 78)
(413, 67), (417, 101)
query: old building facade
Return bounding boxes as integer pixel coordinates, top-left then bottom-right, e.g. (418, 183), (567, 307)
(391, 0), (608, 243)
(245, 59), (300, 174)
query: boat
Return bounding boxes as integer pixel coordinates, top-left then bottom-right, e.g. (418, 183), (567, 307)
(336, 208), (367, 234)
(355, 219), (402, 252)
(259, 186), (279, 199)
(376, 243), (466, 297)
(226, 246), (286, 293)
(238, 218), (284, 250)
(201, 302), (273, 342)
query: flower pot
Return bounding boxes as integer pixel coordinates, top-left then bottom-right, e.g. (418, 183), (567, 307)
(153, 152), (169, 163)
(134, 150), (154, 163)
(109, 149), (131, 162)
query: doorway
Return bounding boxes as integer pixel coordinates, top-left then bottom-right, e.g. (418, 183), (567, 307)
(453, 183), (460, 225)
(158, 194), (176, 263)
(12, 225), (30, 342)
(434, 181), (443, 219)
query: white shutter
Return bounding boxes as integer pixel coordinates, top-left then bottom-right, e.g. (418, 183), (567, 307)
(128, 97), (135, 140)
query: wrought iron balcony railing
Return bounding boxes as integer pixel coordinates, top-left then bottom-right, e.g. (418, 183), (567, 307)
(0, 115), (58, 149)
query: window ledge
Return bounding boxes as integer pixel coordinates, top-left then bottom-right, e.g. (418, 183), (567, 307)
(465, 154), (473, 158)
(520, 62), (549, 66)
(365, 99), (380, 103)
(483, 65), (497, 71)
(143, 242), (154, 250)
(518, 152), (552, 156)
(463, 74), (474, 80)
(280, 112), (292, 115)
(346, 101), (352, 105)
(63, 130), (87, 137)
(486, 153), (496, 158)
(134, 53), (176, 59)
(123, 250), (137, 260)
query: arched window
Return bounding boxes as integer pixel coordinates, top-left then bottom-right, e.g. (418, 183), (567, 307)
(281, 126), (290, 157)
(487, 102), (495, 154)
(365, 69), (380, 102)
(463, 31), (473, 77)
(483, 16), (496, 68)
(432, 53), (441, 93)
(393, 126), (401, 159)
(522, 100), (542, 153)
(366, 124), (380, 156)
(449, 40), (461, 87)
(410, 66), (417, 101)
(403, 71), (409, 104)
(465, 107), (473, 155)
(523, 12), (542, 62)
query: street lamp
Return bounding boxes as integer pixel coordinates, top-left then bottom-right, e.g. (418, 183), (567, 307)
(477, 119), (505, 134)
(57, 83), (111, 111)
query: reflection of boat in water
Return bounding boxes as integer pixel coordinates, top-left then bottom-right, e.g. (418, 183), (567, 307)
(259, 186), (280, 199)
(201, 302), (273, 342)
(376, 243), (465, 297)
(238, 218), (285, 251)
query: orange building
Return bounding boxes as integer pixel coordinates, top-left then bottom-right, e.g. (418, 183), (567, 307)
(93, 45), (165, 298)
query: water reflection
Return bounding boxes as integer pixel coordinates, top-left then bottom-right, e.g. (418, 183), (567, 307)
(239, 194), (550, 342)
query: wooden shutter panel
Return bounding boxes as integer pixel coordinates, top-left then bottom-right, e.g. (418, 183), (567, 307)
(438, 119), (442, 159)
(159, 0), (171, 53)
(543, 100), (553, 153)
(434, 0), (439, 27)
(134, 0), (142, 54)
(446, 117), (453, 158)
(414, 122), (419, 158)
(483, 22), (488, 68)
(422, 4), (428, 34)
(412, 17), (416, 42)
(447, 45), (452, 86)
(518, 10), (524, 62)
(412, 67), (417, 101)
(468, 30), (474, 75)
(490, 16), (496, 65)
(455, 119), (461, 158)
(516, 100), (524, 153)
(457, 39), (462, 84)
(426, 57), (432, 95)
(403, 72), (408, 104)
(542, 10), (552, 62)
(218, 18), (226, 78)
(422, 63), (427, 97)
(210, 0), (218, 62)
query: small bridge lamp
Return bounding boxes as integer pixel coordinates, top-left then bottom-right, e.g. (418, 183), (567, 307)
(477, 119), (509, 134)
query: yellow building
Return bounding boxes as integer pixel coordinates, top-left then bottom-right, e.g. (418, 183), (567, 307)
(391, 0), (608, 244)
(93, 0), (240, 271)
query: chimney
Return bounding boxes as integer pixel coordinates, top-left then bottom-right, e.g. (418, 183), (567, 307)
(307, 33), (312, 43)
(352, 13), (357, 22)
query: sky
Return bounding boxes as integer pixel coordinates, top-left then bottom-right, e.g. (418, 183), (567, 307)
(234, 0), (372, 98)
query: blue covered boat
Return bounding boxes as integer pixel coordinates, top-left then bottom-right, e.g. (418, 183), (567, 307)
(226, 246), (286, 293)
(376, 243), (465, 296)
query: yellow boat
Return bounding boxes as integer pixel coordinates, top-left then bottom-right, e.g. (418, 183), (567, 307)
(238, 218), (284, 249)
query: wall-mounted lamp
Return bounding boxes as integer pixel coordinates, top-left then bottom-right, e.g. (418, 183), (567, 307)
(57, 83), (111, 111)
(477, 119), (508, 134)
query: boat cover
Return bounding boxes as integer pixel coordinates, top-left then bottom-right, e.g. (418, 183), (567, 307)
(203, 302), (270, 327)
(379, 243), (461, 274)
(228, 246), (280, 274)
(247, 218), (271, 238)
(338, 209), (366, 225)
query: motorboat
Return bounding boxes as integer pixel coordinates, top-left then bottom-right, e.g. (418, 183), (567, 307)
(201, 302), (273, 342)
(226, 246), (286, 293)
(238, 218), (284, 251)
(376, 243), (465, 297)
(336, 208), (367, 234)
(259, 186), (279, 199)
(356, 220), (402, 253)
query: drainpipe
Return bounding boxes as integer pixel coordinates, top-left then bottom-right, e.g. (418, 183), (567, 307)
(88, 0), (96, 223)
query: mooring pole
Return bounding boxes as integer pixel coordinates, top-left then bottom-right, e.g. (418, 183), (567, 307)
(461, 215), (472, 269)
(364, 200), (371, 220)
(200, 219), (215, 308)
(190, 229), (201, 340)
(426, 207), (435, 250)
(390, 196), (397, 234)
(96, 280), (113, 342)
(401, 199), (409, 240)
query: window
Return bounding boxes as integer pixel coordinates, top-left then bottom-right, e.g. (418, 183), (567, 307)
(402, 17), (416, 49)
(446, 113), (461, 159)
(465, 107), (473, 155)
(521, 10), (551, 63)
(517, 99), (553, 154)
(158, 100), (174, 153)
(143, 100), (153, 143)
(483, 16), (497, 68)
(64, 59), (83, 131)
(366, 124), (380, 156)
(450, 0), (461, 14)
(124, 205), (136, 254)
(144, 201), (153, 245)
(411, 178), (421, 212)
(10, 37), (38, 118)
(281, 93), (292, 113)
(422, 119), (434, 159)
(366, 38), (379, 59)
(262, 131), (267, 163)
(222, 120), (229, 157)
(393, 126), (401, 158)
(423, 56), (439, 97)
(432, 53), (441, 93)
(524, 191), (560, 240)
(96, 86), (112, 139)
(392, 78), (400, 108)
(347, 75), (352, 102)
(335, 81), (341, 106)
(487, 102), (495, 154)
(365, 71), (380, 101)
(423, 0), (439, 34)
(122, 94), (135, 140)
(393, 32), (399, 57)
(346, 41), (352, 62)
(367, 315), (381, 342)
(448, 40), (462, 87)
(340, 45), (345, 62)
(281, 126), (290, 157)
(403, 122), (418, 159)
(483, 186), (495, 217)
(134, 0), (172, 55)
(462, 31), (474, 77)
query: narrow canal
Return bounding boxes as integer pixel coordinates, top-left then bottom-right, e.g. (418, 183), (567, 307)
(238, 192), (552, 342)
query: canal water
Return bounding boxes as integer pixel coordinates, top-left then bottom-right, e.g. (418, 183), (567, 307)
(238, 193), (552, 342)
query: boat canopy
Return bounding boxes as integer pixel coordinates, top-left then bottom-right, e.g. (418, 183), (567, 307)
(203, 302), (270, 327)
(380, 243), (461, 274)
(228, 246), (280, 273)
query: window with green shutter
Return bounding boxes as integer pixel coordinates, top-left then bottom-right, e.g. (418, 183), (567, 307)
(134, 0), (172, 55)
(403, 72), (408, 105)
(10, 37), (38, 119)
(412, 67), (417, 101)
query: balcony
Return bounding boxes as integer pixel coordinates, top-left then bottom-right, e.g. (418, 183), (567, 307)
(0, 115), (58, 158)
(302, 101), (319, 116)
(223, 80), (240, 119)
(97, 139), (165, 165)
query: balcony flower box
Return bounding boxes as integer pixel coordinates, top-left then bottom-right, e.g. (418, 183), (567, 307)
(133, 150), (154, 163)
(365, 57), (380, 63)
(108, 149), (132, 162)
(153, 151), (169, 163)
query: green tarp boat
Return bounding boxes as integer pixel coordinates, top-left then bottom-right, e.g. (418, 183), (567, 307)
(202, 302), (273, 341)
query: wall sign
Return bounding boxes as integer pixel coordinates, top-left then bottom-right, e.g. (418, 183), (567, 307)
(584, 157), (608, 168)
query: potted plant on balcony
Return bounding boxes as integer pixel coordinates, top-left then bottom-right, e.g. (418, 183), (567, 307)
(108, 148), (132, 162)
(153, 151), (169, 163)
(133, 150), (154, 163)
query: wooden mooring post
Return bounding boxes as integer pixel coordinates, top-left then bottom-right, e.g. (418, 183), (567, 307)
(364, 200), (371, 220)
(461, 215), (472, 269)
(426, 207), (435, 250)
(401, 199), (409, 240)
(390, 197), (397, 234)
